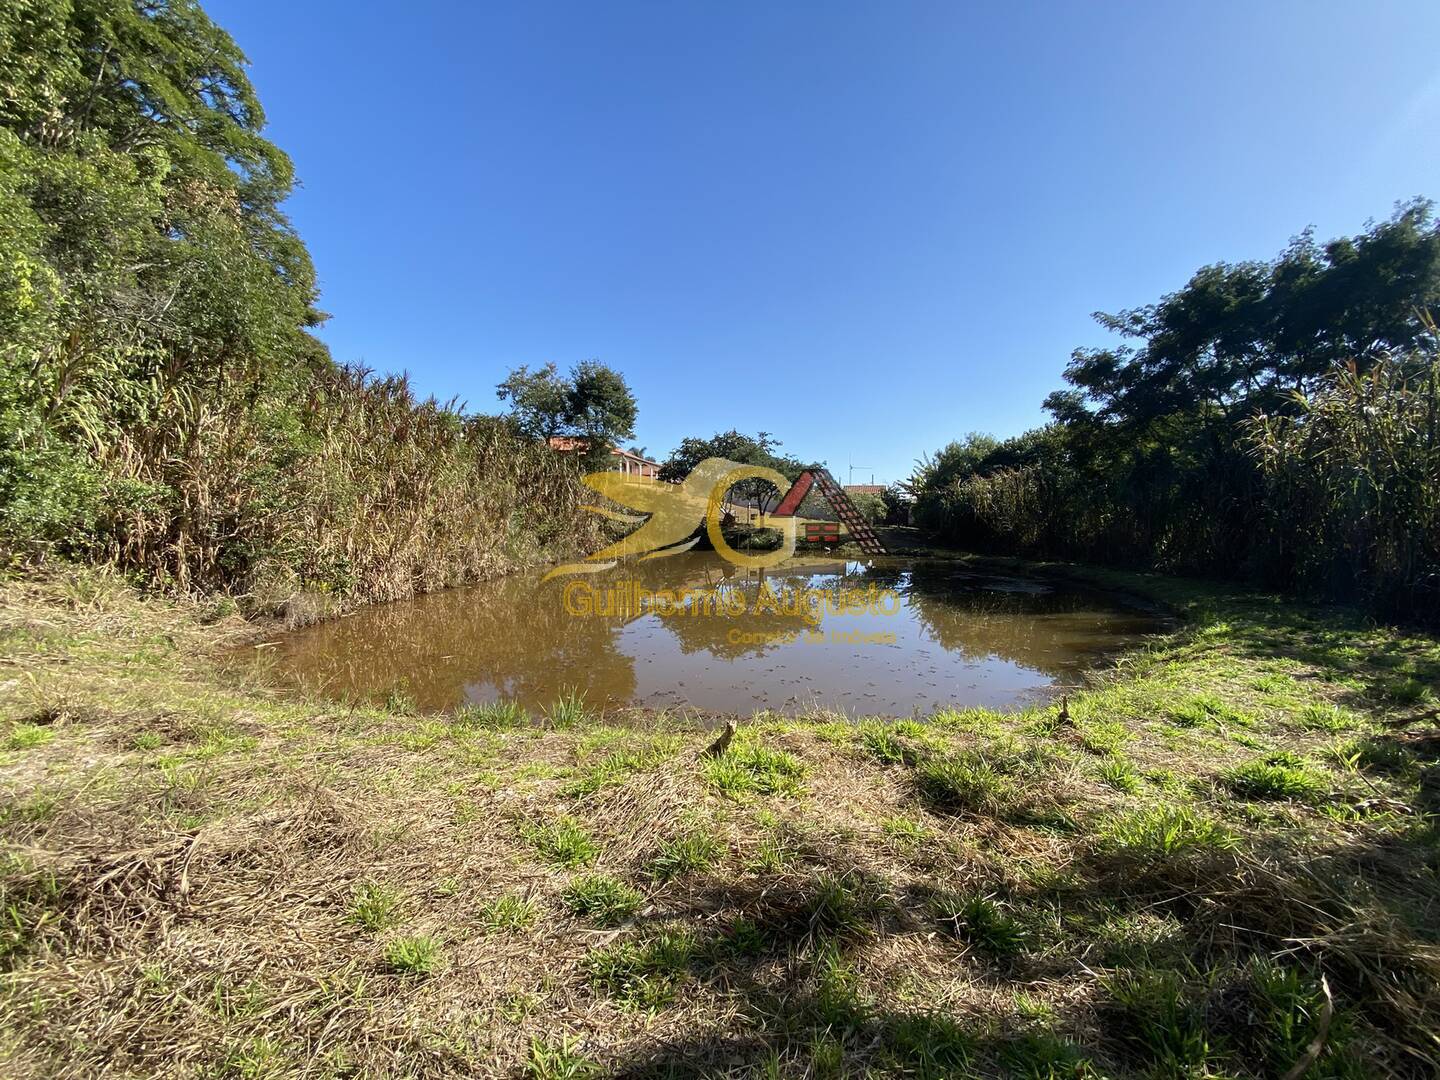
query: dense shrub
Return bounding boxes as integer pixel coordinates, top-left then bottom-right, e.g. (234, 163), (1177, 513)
(910, 205), (1440, 624)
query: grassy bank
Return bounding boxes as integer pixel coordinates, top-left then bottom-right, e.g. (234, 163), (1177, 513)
(1, 565), (1438, 1078)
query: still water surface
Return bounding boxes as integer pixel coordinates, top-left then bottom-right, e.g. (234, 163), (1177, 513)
(256, 555), (1166, 715)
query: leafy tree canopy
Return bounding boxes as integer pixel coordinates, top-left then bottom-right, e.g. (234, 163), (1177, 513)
(658, 430), (805, 513)
(495, 361), (638, 450)
(1, 0), (328, 548)
(1051, 199), (1440, 428)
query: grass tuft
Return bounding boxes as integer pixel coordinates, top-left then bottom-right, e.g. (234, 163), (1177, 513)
(913, 752), (1012, 815)
(931, 891), (1028, 956)
(347, 880), (401, 931)
(525, 1036), (601, 1079)
(856, 721), (908, 764)
(5, 722), (54, 751)
(586, 927), (697, 1008)
(651, 829), (722, 880)
(524, 816), (599, 867)
(478, 893), (538, 932)
(1222, 754), (1326, 801)
(545, 690), (590, 729)
(383, 934), (440, 976)
(562, 875), (642, 926)
(703, 740), (805, 797)
(1101, 803), (1240, 858)
(455, 699), (528, 729)
(1097, 755), (1142, 793)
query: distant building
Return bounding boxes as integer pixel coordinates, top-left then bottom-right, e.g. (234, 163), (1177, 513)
(843, 484), (886, 497)
(546, 436), (661, 479)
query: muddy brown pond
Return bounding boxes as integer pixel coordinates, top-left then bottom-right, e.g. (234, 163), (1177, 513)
(252, 555), (1168, 716)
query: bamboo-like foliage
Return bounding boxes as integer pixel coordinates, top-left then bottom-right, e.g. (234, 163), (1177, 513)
(914, 352), (1440, 622)
(91, 365), (605, 607)
(1249, 351), (1440, 618)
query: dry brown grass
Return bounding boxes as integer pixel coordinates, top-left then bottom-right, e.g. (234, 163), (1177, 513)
(1, 566), (1438, 1077)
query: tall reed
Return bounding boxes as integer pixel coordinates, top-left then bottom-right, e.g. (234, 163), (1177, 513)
(88, 364), (605, 611)
(1249, 353), (1440, 619)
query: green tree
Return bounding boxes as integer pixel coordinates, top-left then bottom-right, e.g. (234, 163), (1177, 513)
(1052, 199), (1440, 428)
(658, 430), (805, 513)
(906, 432), (999, 496)
(496, 360), (637, 457)
(0, 0), (327, 552)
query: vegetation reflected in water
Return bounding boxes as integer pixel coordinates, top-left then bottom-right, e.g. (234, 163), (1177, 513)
(254, 555), (1168, 714)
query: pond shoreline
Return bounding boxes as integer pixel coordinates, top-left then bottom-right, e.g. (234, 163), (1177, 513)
(239, 549), (1172, 718)
(2, 562), (1437, 1077)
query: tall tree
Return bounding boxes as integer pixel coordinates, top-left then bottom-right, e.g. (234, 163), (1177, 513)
(1051, 199), (1440, 428)
(0, 0), (328, 549)
(658, 430), (804, 513)
(495, 360), (637, 452)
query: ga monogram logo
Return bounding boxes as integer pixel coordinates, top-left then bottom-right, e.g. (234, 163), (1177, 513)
(543, 458), (886, 581)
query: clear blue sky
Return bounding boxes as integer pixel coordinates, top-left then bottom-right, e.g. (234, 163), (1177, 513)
(210, 0), (1440, 486)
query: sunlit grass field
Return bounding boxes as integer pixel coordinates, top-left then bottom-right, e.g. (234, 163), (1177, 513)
(1, 564), (1437, 1077)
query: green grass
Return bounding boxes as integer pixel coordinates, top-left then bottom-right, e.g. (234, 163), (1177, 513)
(931, 891), (1028, 957)
(651, 829), (722, 879)
(1169, 693), (1253, 729)
(1097, 755), (1142, 793)
(525, 1036), (601, 1079)
(478, 893), (539, 932)
(997, 1033), (1095, 1078)
(545, 690), (590, 729)
(913, 752), (1013, 814)
(347, 880), (402, 931)
(1102, 968), (1208, 1073)
(1295, 703), (1359, 732)
(562, 874), (642, 926)
(703, 740), (805, 797)
(1383, 676), (1434, 705)
(5, 723), (54, 751)
(382, 688), (416, 715)
(747, 832), (801, 872)
(882, 1011), (975, 1075)
(586, 927), (698, 1008)
(856, 721), (908, 764)
(1222, 754), (1326, 801)
(1101, 803), (1241, 858)
(383, 934), (441, 976)
(565, 736), (681, 796)
(523, 817), (599, 867)
(454, 699), (529, 729)
(879, 815), (929, 847)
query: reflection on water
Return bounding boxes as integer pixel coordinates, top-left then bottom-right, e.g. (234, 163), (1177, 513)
(250, 554), (1167, 715)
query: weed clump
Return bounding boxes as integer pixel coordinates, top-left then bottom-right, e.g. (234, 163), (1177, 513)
(526, 1036), (601, 1079)
(651, 829), (722, 879)
(524, 817), (599, 867)
(478, 894), (538, 932)
(931, 891), (1028, 957)
(563, 875), (641, 926)
(856, 721), (909, 765)
(913, 752), (1012, 814)
(347, 880), (402, 931)
(383, 934), (441, 976)
(455, 700), (528, 729)
(5, 723), (53, 751)
(1100, 804), (1240, 859)
(586, 927), (697, 1008)
(1098, 755), (1142, 793)
(1222, 754), (1326, 801)
(545, 690), (590, 729)
(703, 740), (805, 797)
